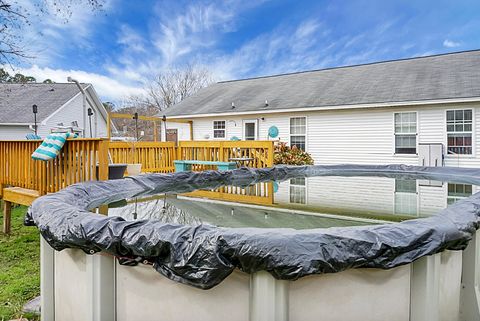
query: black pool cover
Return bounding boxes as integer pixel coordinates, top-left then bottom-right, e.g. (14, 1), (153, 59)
(27, 165), (480, 289)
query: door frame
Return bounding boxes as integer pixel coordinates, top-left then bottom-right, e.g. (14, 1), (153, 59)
(242, 119), (259, 140)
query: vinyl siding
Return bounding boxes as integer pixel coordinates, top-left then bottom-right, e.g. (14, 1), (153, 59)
(183, 101), (480, 167)
(39, 92), (108, 138)
(274, 176), (475, 219)
(0, 125), (31, 140)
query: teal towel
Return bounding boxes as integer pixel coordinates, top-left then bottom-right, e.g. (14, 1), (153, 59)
(31, 132), (77, 161)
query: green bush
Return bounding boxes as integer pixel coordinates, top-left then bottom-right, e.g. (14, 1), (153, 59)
(274, 142), (314, 165)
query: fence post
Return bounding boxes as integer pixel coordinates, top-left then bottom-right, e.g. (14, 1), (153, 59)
(267, 141), (274, 167)
(98, 139), (109, 181)
(219, 141), (225, 162)
(177, 142), (182, 162)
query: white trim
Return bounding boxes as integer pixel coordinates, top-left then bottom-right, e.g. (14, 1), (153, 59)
(289, 116), (307, 151)
(393, 111), (418, 156)
(288, 177), (308, 205)
(242, 119), (258, 140)
(212, 120), (227, 139)
(444, 107), (475, 158)
(167, 96), (480, 119)
(0, 122), (33, 126)
(85, 85), (109, 122)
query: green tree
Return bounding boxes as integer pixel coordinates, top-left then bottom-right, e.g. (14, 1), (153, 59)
(0, 67), (53, 83)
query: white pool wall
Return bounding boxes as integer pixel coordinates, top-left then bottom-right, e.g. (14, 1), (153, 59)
(40, 231), (480, 321)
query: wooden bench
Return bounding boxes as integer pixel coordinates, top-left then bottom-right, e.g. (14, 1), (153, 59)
(174, 160), (237, 172)
(2, 187), (40, 234)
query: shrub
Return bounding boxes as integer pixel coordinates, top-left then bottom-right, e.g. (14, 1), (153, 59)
(273, 142), (314, 165)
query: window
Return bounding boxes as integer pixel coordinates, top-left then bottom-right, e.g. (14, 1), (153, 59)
(289, 177), (306, 204)
(394, 112), (417, 154)
(447, 110), (472, 155)
(447, 183), (472, 205)
(290, 117), (306, 151)
(394, 179), (417, 216)
(213, 121), (226, 139)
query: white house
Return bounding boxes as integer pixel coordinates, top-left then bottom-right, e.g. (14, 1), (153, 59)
(0, 83), (109, 139)
(163, 50), (480, 168)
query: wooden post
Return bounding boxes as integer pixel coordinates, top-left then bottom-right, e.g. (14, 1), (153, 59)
(177, 141), (182, 162)
(153, 122), (158, 142)
(219, 141), (225, 162)
(3, 200), (11, 234)
(267, 141), (274, 167)
(189, 121), (194, 140)
(107, 113), (111, 140)
(98, 139), (109, 181)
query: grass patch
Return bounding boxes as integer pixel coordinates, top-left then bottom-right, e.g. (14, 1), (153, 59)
(0, 205), (40, 321)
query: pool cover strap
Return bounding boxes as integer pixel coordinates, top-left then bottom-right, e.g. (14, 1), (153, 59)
(28, 165), (480, 289)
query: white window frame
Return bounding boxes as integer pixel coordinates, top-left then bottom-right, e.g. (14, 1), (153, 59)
(289, 177), (307, 204)
(212, 120), (226, 140)
(393, 112), (418, 155)
(445, 108), (475, 157)
(393, 178), (419, 217)
(289, 116), (307, 151)
(446, 183), (473, 205)
(242, 119), (258, 141)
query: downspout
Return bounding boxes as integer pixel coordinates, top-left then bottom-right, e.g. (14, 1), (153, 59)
(67, 77), (87, 137)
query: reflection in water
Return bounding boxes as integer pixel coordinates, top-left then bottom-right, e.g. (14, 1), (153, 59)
(278, 176), (478, 221)
(108, 175), (478, 229)
(447, 183), (473, 205)
(394, 179), (417, 216)
(289, 178), (306, 204)
(109, 196), (203, 225)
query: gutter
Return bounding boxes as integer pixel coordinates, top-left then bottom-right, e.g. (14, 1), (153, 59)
(165, 96), (480, 119)
(0, 123), (34, 126)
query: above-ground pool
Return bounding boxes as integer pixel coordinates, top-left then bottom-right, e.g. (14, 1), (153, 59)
(29, 165), (480, 321)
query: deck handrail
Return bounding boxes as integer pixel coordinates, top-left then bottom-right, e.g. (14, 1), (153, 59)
(0, 138), (109, 196)
(0, 139), (274, 203)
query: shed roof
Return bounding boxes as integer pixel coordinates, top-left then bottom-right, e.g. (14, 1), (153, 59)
(164, 50), (480, 117)
(0, 83), (89, 124)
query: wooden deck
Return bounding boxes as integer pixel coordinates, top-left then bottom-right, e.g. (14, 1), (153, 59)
(0, 139), (274, 234)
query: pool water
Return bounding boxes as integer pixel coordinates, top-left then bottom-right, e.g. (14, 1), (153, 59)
(107, 175), (478, 229)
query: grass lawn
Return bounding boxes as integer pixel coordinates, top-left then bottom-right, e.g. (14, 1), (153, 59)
(0, 205), (40, 321)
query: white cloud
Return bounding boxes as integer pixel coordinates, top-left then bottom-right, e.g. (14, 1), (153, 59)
(15, 0), (116, 64)
(443, 39), (461, 48)
(6, 65), (144, 103)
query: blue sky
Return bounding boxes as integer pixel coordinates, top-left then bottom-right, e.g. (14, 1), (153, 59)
(11, 0), (480, 103)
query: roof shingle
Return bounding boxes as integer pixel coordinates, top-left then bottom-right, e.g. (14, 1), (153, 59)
(0, 83), (89, 123)
(164, 50), (480, 117)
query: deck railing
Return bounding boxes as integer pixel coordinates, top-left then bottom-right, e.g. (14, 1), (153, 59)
(177, 141), (274, 204)
(0, 139), (274, 203)
(177, 140), (274, 169)
(0, 139), (108, 196)
(109, 141), (176, 173)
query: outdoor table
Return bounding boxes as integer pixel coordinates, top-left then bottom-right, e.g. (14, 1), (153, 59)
(229, 157), (254, 167)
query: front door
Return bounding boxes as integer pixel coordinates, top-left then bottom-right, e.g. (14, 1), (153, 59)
(243, 120), (258, 140)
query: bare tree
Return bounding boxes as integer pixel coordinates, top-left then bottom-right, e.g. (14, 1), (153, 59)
(112, 65), (213, 140)
(143, 64), (213, 111)
(0, 0), (103, 65)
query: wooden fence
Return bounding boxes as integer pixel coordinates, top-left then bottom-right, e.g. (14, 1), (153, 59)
(177, 140), (274, 169)
(0, 139), (274, 203)
(0, 139), (108, 196)
(109, 141), (176, 173)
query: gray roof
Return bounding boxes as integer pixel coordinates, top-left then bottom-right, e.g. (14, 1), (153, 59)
(165, 50), (480, 117)
(0, 83), (89, 124)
